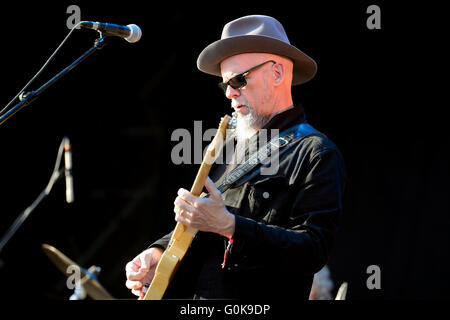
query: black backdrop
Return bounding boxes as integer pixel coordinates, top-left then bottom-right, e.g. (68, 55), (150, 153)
(0, 1), (448, 302)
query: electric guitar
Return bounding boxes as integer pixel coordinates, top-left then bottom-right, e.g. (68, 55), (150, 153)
(143, 114), (235, 300)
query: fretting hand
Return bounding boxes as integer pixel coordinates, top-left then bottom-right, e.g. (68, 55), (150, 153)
(174, 177), (235, 239)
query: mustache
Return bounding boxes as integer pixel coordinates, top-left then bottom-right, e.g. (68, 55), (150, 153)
(231, 100), (250, 109)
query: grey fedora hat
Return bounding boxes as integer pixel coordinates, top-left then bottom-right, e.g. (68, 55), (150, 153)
(197, 15), (317, 86)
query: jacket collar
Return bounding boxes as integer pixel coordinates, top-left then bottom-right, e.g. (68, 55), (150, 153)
(262, 104), (306, 131)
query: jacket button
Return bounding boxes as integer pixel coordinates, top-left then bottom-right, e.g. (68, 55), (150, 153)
(263, 192), (270, 199)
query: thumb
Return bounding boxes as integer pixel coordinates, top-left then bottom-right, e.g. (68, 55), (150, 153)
(204, 176), (221, 200)
(139, 251), (151, 272)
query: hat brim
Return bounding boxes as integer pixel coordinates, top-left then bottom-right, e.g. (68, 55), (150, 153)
(197, 35), (317, 86)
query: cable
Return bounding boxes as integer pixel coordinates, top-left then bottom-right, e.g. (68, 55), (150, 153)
(0, 21), (84, 117)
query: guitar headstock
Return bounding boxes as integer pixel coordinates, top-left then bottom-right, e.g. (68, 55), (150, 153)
(220, 112), (237, 131)
(228, 112), (237, 130)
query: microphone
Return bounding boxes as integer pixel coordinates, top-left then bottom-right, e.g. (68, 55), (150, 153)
(63, 137), (74, 203)
(80, 21), (142, 43)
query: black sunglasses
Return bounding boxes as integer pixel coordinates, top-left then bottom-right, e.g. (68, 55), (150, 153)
(218, 60), (276, 94)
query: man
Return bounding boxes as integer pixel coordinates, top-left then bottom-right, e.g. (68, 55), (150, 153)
(125, 15), (346, 300)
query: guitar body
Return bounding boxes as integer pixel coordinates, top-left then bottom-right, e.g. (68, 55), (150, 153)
(143, 114), (233, 300)
(144, 224), (197, 299)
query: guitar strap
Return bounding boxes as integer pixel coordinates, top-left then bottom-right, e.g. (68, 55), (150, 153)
(215, 121), (324, 194)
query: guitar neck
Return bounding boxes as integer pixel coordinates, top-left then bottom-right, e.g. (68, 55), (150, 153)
(169, 114), (230, 245)
(143, 115), (232, 300)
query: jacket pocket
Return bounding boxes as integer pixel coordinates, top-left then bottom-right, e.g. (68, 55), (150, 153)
(247, 174), (290, 224)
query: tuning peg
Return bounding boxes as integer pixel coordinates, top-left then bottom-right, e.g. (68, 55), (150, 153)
(228, 112), (237, 129)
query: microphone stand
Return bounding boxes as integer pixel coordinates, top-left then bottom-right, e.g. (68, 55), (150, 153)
(0, 35), (108, 126)
(0, 137), (67, 256)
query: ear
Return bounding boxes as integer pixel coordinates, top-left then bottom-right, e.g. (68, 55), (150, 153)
(272, 62), (285, 87)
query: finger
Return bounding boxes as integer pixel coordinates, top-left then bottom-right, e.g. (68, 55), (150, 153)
(126, 279), (143, 290)
(127, 269), (147, 281)
(125, 260), (140, 278)
(174, 208), (191, 225)
(177, 188), (199, 207)
(173, 204), (182, 222)
(127, 262), (149, 281)
(131, 288), (142, 297)
(204, 176), (221, 200)
(126, 258), (147, 280)
(174, 197), (196, 216)
(174, 207), (188, 221)
(173, 202), (183, 216)
(139, 253), (151, 272)
(176, 215), (191, 226)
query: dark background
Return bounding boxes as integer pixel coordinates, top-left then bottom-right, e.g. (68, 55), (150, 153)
(0, 1), (447, 301)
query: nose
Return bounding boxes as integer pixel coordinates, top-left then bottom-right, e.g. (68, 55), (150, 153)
(225, 85), (240, 100)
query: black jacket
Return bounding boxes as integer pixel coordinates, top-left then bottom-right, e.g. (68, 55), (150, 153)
(150, 104), (346, 300)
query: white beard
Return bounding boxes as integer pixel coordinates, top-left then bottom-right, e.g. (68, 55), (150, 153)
(230, 105), (271, 165)
(234, 105), (269, 145)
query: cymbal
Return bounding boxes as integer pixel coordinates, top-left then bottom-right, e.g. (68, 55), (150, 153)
(42, 243), (114, 300)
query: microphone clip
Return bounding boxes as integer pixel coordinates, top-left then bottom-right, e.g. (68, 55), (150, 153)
(18, 91), (34, 102)
(94, 34), (109, 50)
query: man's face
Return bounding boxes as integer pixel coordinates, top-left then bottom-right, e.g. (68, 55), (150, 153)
(220, 53), (276, 139)
(220, 53), (276, 118)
